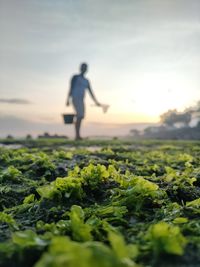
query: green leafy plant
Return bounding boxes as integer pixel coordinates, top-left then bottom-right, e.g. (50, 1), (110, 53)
(81, 164), (109, 190)
(146, 221), (187, 256)
(69, 205), (93, 242)
(37, 176), (84, 200)
(0, 140), (200, 267)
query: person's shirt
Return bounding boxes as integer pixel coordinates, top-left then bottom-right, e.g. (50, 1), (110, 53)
(71, 74), (89, 100)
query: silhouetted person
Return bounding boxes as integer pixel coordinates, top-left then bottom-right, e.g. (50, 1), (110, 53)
(66, 63), (100, 140)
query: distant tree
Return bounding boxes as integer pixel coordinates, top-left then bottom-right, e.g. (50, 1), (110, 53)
(7, 135), (14, 139)
(193, 101), (200, 121)
(160, 109), (178, 127)
(195, 100), (200, 112)
(160, 109), (191, 127)
(177, 112), (191, 127)
(26, 134), (32, 140)
(130, 129), (140, 137)
(44, 132), (50, 137)
(144, 127), (152, 134)
(196, 121), (200, 128)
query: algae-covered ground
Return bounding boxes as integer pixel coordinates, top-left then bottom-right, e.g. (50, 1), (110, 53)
(0, 139), (200, 267)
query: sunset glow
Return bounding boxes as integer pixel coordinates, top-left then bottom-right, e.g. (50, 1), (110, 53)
(0, 0), (200, 136)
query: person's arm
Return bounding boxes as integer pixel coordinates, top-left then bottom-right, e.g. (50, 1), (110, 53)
(88, 81), (101, 106)
(66, 76), (75, 106)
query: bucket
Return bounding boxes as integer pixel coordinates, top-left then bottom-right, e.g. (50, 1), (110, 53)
(62, 114), (75, 124)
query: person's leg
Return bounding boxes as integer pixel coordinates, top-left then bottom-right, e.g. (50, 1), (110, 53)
(75, 117), (82, 140)
(72, 98), (85, 140)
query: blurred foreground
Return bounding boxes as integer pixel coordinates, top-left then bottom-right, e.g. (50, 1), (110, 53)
(0, 139), (200, 267)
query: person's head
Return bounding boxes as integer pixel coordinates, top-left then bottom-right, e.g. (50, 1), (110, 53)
(80, 63), (88, 75)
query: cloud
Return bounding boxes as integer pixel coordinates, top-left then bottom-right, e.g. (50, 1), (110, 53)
(0, 98), (32, 104)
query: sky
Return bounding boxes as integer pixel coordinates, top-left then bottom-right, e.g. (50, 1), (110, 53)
(0, 0), (200, 136)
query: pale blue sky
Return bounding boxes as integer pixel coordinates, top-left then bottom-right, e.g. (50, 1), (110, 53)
(0, 0), (200, 133)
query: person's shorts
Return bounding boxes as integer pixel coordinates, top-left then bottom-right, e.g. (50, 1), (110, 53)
(72, 98), (85, 119)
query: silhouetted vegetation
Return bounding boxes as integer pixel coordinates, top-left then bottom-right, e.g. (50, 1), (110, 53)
(160, 109), (191, 127)
(131, 101), (200, 140)
(38, 132), (68, 139)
